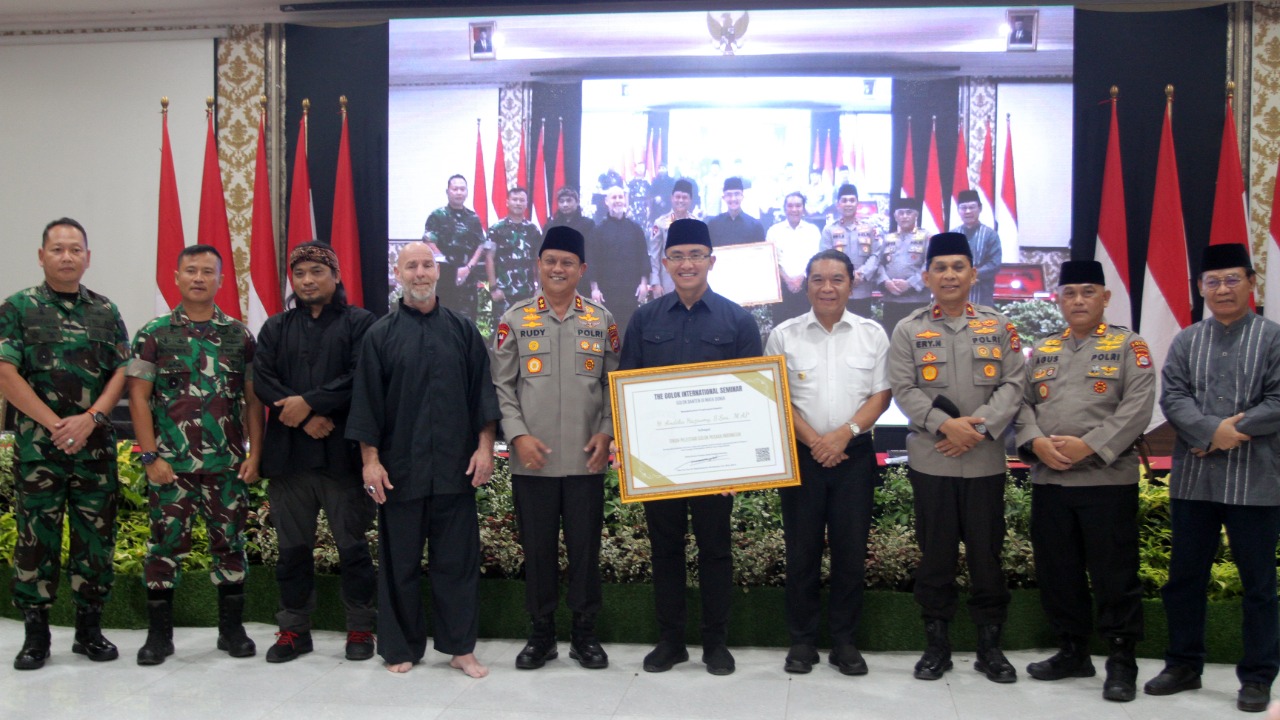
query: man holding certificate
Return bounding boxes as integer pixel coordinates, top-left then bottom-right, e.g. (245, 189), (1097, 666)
(619, 218), (762, 676)
(491, 226), (619, 671)
(888, 232), (1026, 684)
(765, 249), (891, 675)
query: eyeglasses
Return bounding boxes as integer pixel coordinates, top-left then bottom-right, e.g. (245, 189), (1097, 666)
(665, 252), (711, 264)
(1202, 274), (1246, 291)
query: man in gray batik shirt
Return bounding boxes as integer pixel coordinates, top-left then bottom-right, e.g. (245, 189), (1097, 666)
(1143, 243), (1280, 714)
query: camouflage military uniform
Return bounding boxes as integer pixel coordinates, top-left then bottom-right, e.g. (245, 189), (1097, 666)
(0, 283), (128, 610)
(127, 305), (256, 590)
(485, 217), (540, 308)
(424, 205), (485, 315)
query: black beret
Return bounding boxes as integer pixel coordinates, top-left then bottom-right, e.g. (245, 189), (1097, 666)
(957, 189), (981, 205)
(673, 178), (694, 196)
(926, 232), (973, 261)
(891, 196), (922, 213)
(723, 176), (744, 192)
(665, 218), (712, 251)
(1058, 260), (1105, 286)
(836, 183), (859, 199)
(1200, 243), (1253, 273)
(540, 225), (585, 263)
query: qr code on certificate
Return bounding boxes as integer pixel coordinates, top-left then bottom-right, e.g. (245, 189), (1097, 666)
(755, 447), (771, 463)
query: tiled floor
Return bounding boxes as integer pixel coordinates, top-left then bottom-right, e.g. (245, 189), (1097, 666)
(0, 618), (1257, 719)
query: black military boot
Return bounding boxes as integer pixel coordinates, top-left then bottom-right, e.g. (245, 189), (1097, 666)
(515, 616), (557, 669)
(72, 604), (119, 662)
(913, 619), (952, 680)
(215, 584), (256, 658)
(1027, 635), (1094, 680)
(136, 589), (174, 666)
(1102, 637), (1138, 702)
(569, 612), (608, 669)
(13, 608), (50, 670)
(975, 624), (1018, 683)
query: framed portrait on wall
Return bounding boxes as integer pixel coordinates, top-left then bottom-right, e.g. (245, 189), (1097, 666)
(469, 21), (495, 60)
(1006, 10), (1038, 51)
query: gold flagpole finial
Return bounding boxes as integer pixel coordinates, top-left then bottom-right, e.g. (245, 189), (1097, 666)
(1165, 84), (1174, 101)
(339, 95), (348, 112)
(302, 98), (311, 115)
(259, 95), (267, 110)
(1110, 85), (1119, 99)
(160, 97), (169, 113)
(206, 96), (214, 110)
(1227, 80), (1236, 98)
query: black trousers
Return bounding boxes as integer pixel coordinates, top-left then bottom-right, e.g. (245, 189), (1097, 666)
(909, 470), (1010, 624)
(780, 437), (876, 647)
(376, 492), (480, 664)
(512, 473), (604, 620)
(269, 468), (377, 632)
(1030, 482), (1143, 641)
(644, 493), (734, 647)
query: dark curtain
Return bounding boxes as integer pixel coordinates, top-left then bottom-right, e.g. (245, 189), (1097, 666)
(284, 23), (390, 315)
(891, 79), (960, 227)
(1072, 6), (1228, 322)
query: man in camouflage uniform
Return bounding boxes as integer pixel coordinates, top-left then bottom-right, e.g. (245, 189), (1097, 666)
(0, 218), (128, 670)
(820, 183), (881, 318)
(878, 196), (932, 334)
(127, 244), (264, 666)
(423, 174), (486, 316)
(485, 186), (540, 314)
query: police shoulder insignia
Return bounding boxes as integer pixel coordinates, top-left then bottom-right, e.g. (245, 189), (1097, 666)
(496, 323), (511, 348)
(1007, 323), (1021, 352)
(574, 295), (584, 311)
(607, 324), (620, 353)
(536, 296), (548, 312)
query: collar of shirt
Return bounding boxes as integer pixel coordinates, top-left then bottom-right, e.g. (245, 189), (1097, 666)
(396, 297), (442, 319)
(170, 303), (233, 327)
(1209, 309), (1259, 332)
(801, 308), (857, 335)
(37, 281), (89, 306)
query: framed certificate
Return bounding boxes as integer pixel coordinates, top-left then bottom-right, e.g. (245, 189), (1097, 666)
(707, 242), (782, 306)
(609, 356), (800, 502)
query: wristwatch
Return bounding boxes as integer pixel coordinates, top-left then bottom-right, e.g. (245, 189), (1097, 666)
(847, 422), (861, 437)
(139, 451), (159, 466)
(91, 411), (110, 427)
(974, 422), (990, 437)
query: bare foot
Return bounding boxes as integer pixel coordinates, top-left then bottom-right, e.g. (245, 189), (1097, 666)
(450, 653), (489, 678)
(386, 661), (413, 674)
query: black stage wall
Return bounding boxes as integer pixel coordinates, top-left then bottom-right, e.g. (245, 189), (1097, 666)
(284, 23), (391, 314)
(892, 78), (961, 228)
(1072, 5), (1229, 324)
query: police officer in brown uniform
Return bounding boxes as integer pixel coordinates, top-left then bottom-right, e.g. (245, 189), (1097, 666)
(878, 196), (931, 334)
(820, 183), (881, 318)
(1013, 260), (1154, 702)
(888, 232), (1026, 684)
(491, 226), (619, 670)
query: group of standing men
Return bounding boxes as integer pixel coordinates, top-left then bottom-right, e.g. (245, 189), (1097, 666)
(2, 214), (1276, 715)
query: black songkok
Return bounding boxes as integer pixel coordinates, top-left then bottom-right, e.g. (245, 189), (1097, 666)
(926, 232), (973, 261)
(1058, 260), (1106, 286)
(540, 226), (585, 263)
(1200, 243), (1253, 273)
(665, 218), (712, 251)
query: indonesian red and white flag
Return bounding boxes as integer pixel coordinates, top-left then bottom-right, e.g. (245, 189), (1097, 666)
(331, 101), (364, 307)
(978, 119), (996, 227)
(1140, 94), (1193, 432)
(1096, 91), (1132, 328)
(286, 108), (316, 256)
(900, 117), (915, 200)
(473, 121), (489, 231)
(491, 121), (507, 227)
(532, 120), (549, 227)
(1267, 153), (1280, 320)
(553, 118), (567, 199)
(949, 123), (970, 230)
(921, 118), (944, 235)
(156, 103), (185, 315)
(996, 115), (1020, 262)
(198, 105), (242, 320)
(247, 106), (281, 335)
(1209, 92), (1254, 307)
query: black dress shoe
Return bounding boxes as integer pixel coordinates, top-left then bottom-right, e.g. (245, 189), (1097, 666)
(784, 644), (818, 674)
(829, 644), (868, 676)
(515, 637), (557, 670)
(914, 648), (952, 681)
(1143, 665), (1202, 696)
(345, 631), (375, 661)
(72, 606), (118, 662)
(569, 634), (609, 669)
(1238, 682), (1271, 713)
(702, 644), (735, 676)
(642, 641), (689, 672)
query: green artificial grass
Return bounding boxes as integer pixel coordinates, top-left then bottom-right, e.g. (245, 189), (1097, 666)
(0, 568), (1246, 663)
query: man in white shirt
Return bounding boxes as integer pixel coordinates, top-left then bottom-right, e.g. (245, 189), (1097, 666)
(764, 248), (891, 676)
(767, 192), (823, 324)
